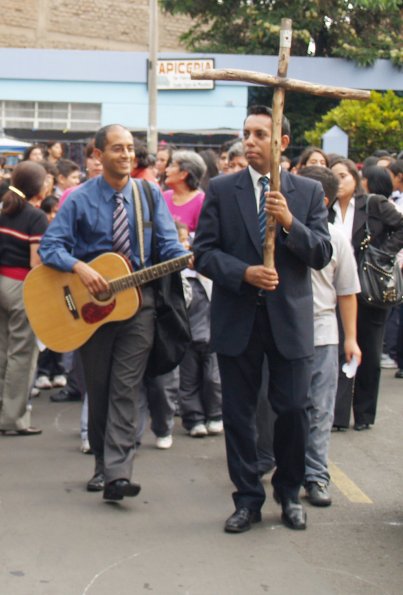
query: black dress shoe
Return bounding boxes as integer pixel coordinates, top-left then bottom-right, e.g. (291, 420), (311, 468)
(103, 479), (141, 501)
(50, 390), (81, 403)
(394, 368), (403, 379)
(332, 425), (348, 432)
(224, 507), (262, 533)
(87, 472), (105, 492)
(353, 422), (370, 431)
(273, 491), (307, 530)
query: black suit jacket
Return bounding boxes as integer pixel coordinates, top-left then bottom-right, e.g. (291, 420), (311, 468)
(328, 193), (403, 260)
(193, 168), (332, 359)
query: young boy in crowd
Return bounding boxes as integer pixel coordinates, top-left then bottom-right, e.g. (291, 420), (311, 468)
(177, 222), (223, 437)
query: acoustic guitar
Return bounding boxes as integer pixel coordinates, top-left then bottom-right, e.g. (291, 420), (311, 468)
(23, 252), (190, 352)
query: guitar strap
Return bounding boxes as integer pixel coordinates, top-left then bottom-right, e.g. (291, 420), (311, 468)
(131, 180), (145, 268)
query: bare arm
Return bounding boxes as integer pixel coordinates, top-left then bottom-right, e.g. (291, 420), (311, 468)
(30, 244), (42, 269)
(72, 261), (109, 296)
(337, 294), (362, 364)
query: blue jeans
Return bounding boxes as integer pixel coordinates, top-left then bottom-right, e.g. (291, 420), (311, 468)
(136, 368), (179, 441)
(80, 393), (89, 441)
(305, 344), (338, 485)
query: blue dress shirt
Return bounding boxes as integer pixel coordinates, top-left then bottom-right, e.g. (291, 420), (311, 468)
(39, 176), (187, 271)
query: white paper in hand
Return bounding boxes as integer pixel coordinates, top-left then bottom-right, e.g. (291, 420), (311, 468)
(342, 355), (359, 379)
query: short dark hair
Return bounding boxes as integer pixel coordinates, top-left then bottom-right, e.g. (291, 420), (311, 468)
(133, 138), (150, 169)
(94, 124), (132, 151)
(372, 149), (390, 158)
(361, 155), (378, 177)
(41, 160), (58, 180)
(57, 158), (80, 178)
(362, 165), (393, 198)
(40, 194), (59, 214)
(376, 155), (395, 166)
(246, 105), (291, 138)
(388, 159), (403, 176)
(84, 139), (96, 159)
(298, 166), (339, 205)
(219, 138), (238, 156)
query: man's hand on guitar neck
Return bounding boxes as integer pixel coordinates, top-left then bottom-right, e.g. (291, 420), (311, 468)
(72, 261), (109, 296)
(186, 253), (195, 270)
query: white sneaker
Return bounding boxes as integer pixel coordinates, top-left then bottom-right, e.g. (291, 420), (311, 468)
(206, 420), (224, 435)
(52, 375), (67, 387)
(34, 375), (52, 389)
(380, 354), (397, 369)
(156, 435), (173, 449)
(80, 438), (92, 454)
(189, 423), (208, 438)
(30, 387), (40, 398)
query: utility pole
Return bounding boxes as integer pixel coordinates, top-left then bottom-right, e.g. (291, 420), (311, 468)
(148, 0), (158, 154)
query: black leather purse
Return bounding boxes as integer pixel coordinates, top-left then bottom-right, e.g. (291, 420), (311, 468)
(358, 195), (403, 309)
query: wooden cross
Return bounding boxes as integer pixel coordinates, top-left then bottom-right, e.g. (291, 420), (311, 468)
(191, 18), (370, 268)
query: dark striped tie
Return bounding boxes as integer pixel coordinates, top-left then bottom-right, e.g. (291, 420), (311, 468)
(112, 192), (131, 260)
(258, 176), (269, 244)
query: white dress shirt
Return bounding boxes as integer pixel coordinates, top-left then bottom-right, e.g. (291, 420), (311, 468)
(332, 197), (356, 242)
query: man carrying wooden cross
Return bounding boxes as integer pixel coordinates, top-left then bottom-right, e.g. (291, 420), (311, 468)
(193, 105), (332, 532)
(192, 16), (369, 534)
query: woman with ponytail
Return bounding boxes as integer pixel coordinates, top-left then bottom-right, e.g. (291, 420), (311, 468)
(0, 161), (48, 435)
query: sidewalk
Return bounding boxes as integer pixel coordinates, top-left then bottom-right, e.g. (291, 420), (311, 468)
(0, 370), (402, 595)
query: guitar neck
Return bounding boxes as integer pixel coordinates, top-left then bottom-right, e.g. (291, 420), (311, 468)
(110, 254), (190, 294)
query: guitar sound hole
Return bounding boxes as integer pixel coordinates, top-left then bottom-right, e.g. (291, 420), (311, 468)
(95, 289), (113, 302)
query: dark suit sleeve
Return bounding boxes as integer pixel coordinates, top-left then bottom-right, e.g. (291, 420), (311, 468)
(193, 181), (250, 295)
(280, 180), (332, 271)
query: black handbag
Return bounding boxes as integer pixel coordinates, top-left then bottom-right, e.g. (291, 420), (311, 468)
(139, 180), (191, 377)
(358, 195), (403, 309)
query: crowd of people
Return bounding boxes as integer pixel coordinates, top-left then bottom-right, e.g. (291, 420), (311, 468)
(0, 114), (402, 531)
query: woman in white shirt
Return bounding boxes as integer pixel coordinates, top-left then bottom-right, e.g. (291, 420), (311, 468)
(329, 158), (403, 431)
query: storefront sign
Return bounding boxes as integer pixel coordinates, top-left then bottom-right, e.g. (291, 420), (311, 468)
(156, 58), (215, 90)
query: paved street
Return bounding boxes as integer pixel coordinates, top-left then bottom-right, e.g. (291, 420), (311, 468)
(0, 369), (402, 595)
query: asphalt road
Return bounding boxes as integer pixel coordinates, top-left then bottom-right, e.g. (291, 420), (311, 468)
(0, 369), (402, 595)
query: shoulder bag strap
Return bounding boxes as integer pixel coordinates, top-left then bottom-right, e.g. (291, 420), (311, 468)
(131, 180), (145, 268)
(361, 194), (374, 248)
(140, 179), (159, 264)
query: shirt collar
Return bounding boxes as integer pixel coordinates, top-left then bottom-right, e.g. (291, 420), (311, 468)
(248, 165), (271, 190)
(99, 176), (133, 203)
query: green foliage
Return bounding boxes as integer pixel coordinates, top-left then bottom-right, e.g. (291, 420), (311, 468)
(249, 86), (339, 150)
(305, 91), (403, 160)
(159, 0), (403, 67)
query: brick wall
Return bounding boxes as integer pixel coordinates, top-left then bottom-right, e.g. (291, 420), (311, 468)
(0, 0), (191, 51)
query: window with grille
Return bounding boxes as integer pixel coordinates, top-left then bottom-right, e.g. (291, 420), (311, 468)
(1, 101), (101, 130)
